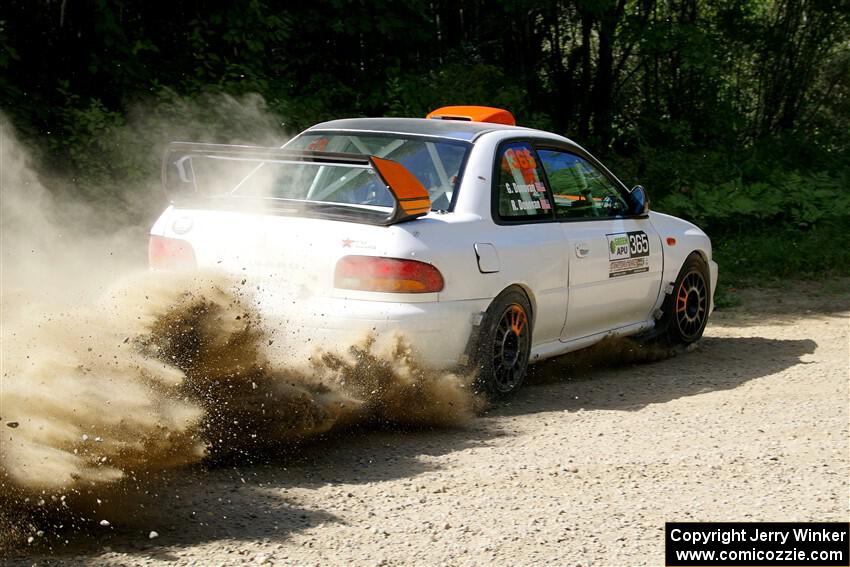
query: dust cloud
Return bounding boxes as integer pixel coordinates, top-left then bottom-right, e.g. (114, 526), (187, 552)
(1, 270), (479, 494)
(0, 112), (479, 543)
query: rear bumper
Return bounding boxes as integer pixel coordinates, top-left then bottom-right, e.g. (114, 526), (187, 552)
(257, 295), (491, 370)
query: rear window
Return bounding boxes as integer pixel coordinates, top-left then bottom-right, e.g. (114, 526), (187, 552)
(287, 133), (469, 210)
(218, 158), (394, 208)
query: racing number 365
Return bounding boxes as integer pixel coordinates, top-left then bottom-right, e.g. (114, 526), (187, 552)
(507, 148), (537, 170)
(629, 232), (649, 256)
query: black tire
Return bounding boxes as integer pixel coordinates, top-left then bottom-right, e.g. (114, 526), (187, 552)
(473, 289), (533, 398)
(659, 253), (711, 345)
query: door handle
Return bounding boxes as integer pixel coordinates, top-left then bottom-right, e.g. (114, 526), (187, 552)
(575, 242), (591, 258)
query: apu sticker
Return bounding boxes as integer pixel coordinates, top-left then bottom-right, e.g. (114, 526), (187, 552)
(606, 231), (650, 278)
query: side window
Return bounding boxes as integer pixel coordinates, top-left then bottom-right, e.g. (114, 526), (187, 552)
(495, 141), (553, 220)
(537, 149), (629, 219)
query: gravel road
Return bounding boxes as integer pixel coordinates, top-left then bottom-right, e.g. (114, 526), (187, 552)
(6, 282), (849, 566)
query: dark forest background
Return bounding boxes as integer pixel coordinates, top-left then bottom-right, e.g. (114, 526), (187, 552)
(1, 0), (849, 288)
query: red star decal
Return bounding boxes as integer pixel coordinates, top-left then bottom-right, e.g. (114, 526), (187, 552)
(341, 239), (353, 248)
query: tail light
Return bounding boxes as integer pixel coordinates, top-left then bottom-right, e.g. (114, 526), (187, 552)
(334, 256), (444, 293)
(148, 235), (196, 270)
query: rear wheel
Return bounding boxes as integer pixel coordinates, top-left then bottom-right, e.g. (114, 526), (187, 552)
(473, 290), (532, 398)
(660, 253), (710, 345)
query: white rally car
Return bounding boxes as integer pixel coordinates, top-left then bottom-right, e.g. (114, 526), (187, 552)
(150, 106), (718, 397)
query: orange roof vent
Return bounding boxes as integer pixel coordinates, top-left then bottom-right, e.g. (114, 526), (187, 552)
(426, 106), (516, 126)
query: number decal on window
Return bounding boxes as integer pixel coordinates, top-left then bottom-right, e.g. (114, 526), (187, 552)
(506, 148), (537, 170)
(306, 137), (329, 151)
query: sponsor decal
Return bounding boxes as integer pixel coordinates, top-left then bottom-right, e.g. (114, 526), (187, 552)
(341, 238), (375, 250)
(606, 230), (650, 277)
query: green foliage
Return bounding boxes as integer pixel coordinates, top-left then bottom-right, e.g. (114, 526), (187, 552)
(713, 222), (850, 285)
(39, 85), (286, 217)
(47, 86), (140, 190)
(712, 285), (742, 310)
(0, 18), (21, 126)
(0, 19), (17, 68)
(656, 170), (850, 232)
(384, 61), (549, 129)
(1, 1), (849, 282)
(185, 1), (290, 94)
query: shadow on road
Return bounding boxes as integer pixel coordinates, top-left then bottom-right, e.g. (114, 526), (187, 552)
(4, 334), (817, 564)
(503, 335), (818, 416)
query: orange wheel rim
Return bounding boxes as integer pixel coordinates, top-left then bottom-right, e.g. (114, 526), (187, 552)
(509, 305), (527, 336)
(675, 271), (708, 339)
(492, 303), (530, 392)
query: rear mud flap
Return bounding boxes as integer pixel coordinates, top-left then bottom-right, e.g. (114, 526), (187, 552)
(458, 311), (485, 369)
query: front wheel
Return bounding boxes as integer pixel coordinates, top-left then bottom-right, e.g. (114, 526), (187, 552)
(473, 290), (532, 398)
(660, 253), (711, 345)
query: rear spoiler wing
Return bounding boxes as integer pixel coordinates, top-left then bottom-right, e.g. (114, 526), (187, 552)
(162, 142), (432, 225)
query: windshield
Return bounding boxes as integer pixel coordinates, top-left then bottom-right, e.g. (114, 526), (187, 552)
(286, 133), (469, 210)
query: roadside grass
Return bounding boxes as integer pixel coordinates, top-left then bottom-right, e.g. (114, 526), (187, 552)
(711, 221), (850, 309)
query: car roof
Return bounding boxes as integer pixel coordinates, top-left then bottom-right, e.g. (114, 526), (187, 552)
(305, 117), (531, 142)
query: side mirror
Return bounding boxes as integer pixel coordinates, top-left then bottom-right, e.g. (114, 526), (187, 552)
(630, 185), (650, 215)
